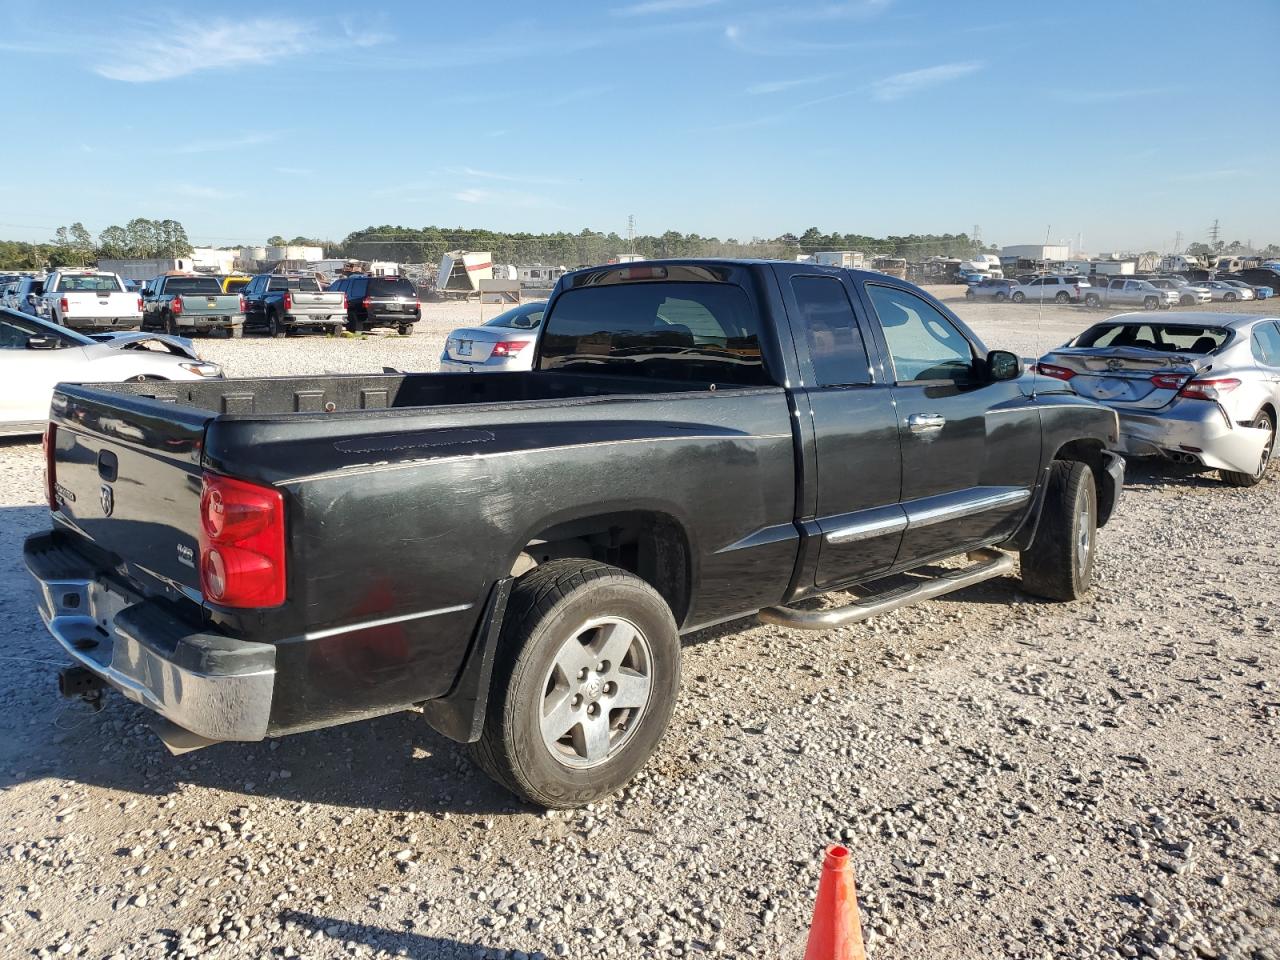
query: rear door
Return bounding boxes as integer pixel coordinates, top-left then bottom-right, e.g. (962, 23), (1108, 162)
(855, 280), (1041, 565)
(773, 264), (904, 588)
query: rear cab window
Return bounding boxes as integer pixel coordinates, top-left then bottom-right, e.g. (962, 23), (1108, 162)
(57, 274), (124, 293)
(164, 277), (223, 294)
(538, 268), (773, 386)
(368, 277), (416, 298)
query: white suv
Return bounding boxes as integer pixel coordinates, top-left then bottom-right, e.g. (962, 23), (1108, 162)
(1011, 275), (1090, 304)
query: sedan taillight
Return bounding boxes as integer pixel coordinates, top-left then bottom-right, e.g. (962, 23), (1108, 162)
(1178, 378), (1241, 401)
(491, 341), (530, 357)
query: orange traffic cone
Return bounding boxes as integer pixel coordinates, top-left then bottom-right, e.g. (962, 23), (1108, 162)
(803, 844), (867, 960)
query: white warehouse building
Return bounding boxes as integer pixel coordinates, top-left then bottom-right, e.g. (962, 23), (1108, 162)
(1000, 244), (1071, 262)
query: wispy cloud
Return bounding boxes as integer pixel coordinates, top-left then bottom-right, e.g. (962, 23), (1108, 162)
(746, 75), (833, 95)
(453, 167), (570, 186)
(340, 14), (391, 48)
(1166, 168), (1248, 183)
(173, 132), (278, 154)
(614, 0), (723, 16)
(93, 17), (321, 82)
(724, 1), (897, 55)
(872, 60), (982, 101)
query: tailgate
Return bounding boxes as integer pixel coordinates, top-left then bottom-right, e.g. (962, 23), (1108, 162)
(69, 292), (136, 317)
(184, 294), (241, 315)
(289, 292), (343, 313)
(49, 386), (211, 598)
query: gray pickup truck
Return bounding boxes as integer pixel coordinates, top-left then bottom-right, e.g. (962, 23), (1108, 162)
(1083, 278), (1179, 310)
(142, 275), (244, 337)
(241, 274), (346, 337)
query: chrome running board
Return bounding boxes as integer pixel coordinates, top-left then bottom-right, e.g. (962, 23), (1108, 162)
(758, 548), (1015, 631)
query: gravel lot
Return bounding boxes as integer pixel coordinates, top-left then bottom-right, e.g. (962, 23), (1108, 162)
(1, 289), (1277, 960)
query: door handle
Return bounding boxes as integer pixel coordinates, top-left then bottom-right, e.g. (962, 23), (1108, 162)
(908, 413), (946, 434)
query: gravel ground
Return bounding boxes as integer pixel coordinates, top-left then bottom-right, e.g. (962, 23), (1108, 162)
(0, 291), (1277, 960)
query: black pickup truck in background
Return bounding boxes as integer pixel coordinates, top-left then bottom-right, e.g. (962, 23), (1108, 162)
(26, 260), (1123, 807)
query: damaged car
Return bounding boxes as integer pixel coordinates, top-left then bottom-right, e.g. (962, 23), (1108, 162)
(1037, 312), (1279, 486)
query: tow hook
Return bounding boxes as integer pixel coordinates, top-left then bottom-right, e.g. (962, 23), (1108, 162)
(58, 665), (106, 710)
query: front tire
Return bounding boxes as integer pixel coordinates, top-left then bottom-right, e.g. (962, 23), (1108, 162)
(1220, 410), (1275, 487)
(472, 559), (681, 809)
(1225, 292), (1238, 302)
(1180, 295), (1195, 306)
(1020, 460), (1097, 601)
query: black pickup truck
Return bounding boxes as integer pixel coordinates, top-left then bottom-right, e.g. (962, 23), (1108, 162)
(25, 260), (1123, 808)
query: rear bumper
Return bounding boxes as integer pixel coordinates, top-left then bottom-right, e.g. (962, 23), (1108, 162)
(285, 313), (345, 326)
(179, 316), (243, 330)
(439, 355), (531, 372)
(65, 317), (142, 330)
(23, 530), (275, 742)
(1114, 403), (1270, 474)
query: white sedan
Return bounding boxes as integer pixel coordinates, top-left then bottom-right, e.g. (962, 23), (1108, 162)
(1198, 280), (1255, 302)
(1, 308), (221, 437)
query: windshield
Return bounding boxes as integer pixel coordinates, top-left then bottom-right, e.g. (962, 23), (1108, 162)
(165, 277), (223, 294)
(57, 274), (124, 293)
(1074, 323), (1230, 354)
(369, 277), (416, 297)
(483, 303), (546, 329)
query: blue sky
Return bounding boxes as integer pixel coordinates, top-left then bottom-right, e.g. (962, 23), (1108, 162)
(2, 0), (1277, 252)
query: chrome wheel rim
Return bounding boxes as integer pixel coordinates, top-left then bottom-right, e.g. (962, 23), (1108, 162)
(1076, 491), (1095, 572)
(1255, 417), (1274, 478)
(539, 616), (653, 769)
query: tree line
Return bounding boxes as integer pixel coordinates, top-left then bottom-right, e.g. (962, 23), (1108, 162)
(0, 218), (195, 269)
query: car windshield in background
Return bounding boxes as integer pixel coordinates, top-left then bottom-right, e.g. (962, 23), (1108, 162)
(369, 278), (416, 298)
(1075, 324), (1230, 353)
(165, 277), (222, 294)
(538, 281), (772, 385)
(483, 304), (545, 329)
(57, 275), (123, 293)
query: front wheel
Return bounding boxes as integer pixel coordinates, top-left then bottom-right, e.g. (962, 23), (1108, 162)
(1180, 295), (1195, 306)
(1020, 460), (1097, 601)
(471, 559), (681, 808)
(1224, 292), (1238, 302)
(1220, 410), (1275, 487)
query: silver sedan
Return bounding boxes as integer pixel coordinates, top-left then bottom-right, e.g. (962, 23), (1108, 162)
(1, 308), (222, 437)
(440, 300), (547, 372)
(1198, 280), (1255, 302)
(1037, 312), (1280, 486)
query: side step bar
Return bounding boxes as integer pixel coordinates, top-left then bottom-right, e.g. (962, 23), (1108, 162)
(759, 548), (1016, 631)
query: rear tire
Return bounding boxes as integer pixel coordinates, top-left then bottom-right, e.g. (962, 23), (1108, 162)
(1180, 295), (1194, 306)
(1055, 291), (1070, 303)
(1085, 293), (1101, 307)
(1011, 291), (1026, 303)
(471, 559), (681, 809)
(995, 292), (1008, 302)
(398, 323), (414, 336)
(269, 311), (286, 338)
(1020, 460), (1097, 601)
(1143, 297), (1158, 310)
(230, 324), (244, 339)
(1220, 410), (1275, 487)
(164, 311), (178, 335)
(1225, 292), (1238, 302)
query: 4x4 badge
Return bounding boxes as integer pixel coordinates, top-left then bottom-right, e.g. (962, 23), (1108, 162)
(99, 484), (114, 517)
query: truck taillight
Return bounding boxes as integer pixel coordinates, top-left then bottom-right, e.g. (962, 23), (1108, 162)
(198, 473), (286, 608)
(136, 296), (144, 314)
(42, 423), (58, 511)
(59, 296), (69, 314)
(283, 291), (293, 311)
(362, 295), (371, 311)
(1035, 362), (1076, 381)
(171, 295), (184, 316)
(1178, 377), (1241, 401)
(341, 292), (348, 310)
(239, 294), (246, 314)
(414, 298), (421, 317)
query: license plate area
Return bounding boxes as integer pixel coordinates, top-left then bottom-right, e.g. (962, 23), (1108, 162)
(455, 340), (472, 356)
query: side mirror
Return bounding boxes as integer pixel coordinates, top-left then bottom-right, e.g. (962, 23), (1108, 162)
(987, 349), (1023, 382)
(26, 336), (57, 350)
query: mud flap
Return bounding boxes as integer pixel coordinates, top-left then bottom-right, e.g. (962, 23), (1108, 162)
(1203, 423), (1271, 474)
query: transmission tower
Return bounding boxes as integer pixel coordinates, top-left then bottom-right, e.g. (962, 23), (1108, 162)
(1209, 219), (1220, 247)
(1173, 230), (1182, 253)
(627, 214), (635, 253)
(972, 224), (981, 251)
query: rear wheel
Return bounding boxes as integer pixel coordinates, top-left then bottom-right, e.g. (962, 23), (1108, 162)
(1085, 293), (1101, 307)
(994, 292), (1008, 302)
(1225, 292), (1238, 302)
(965, 290), (975, 300)
(164, 311), (178, 335)
(397, 323), (414, 336)
(1011, 291), (1026, 303)
(1143, 297), (1158, 310)
(230, 324), (244, 339)
(1020, 460), (1097, 601)
(1055, 291), (1070, 303)
(1220, 410), (1275, 488)
(471, 559), (681, 808)
(269, 310), (286, 338)
(347, 311), (363, 333)
(1180, 295), (1194, 306)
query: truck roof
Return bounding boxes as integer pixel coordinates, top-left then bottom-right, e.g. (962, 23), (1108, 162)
(561, 257), (916, 289)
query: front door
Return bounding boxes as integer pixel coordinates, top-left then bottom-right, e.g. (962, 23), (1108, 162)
(776, 267), (904, 590)
(856, 281), (1041, 567)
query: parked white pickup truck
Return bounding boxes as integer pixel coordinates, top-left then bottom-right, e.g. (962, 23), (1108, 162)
(39, 270), (143, 331)
(1082, 278), (1178, 311)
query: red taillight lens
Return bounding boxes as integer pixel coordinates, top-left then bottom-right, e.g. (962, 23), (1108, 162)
(283, 291), (293, 311)
(341, 292), (348, 310)
(1178, 377), (1241, 401)
(1150, 373), (1188, 390)
(171, 295), (184, 316)
(136, 296), (144, 313)
(413, 299), (421, 316)
(59, 296), (70, 314)
(362, 295), (371, 310)
(42, 423), (58, 511)
(491, 340), (529, 357)
(198, 473), (286, 607)
(1035, 362), (1076, 381)
(238, 295), (246, 314)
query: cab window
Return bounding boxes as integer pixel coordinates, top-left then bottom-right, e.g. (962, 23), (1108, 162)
(865, 284), (975, 383)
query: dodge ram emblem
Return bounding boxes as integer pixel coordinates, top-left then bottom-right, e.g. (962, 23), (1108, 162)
(99, 484), (114, 517)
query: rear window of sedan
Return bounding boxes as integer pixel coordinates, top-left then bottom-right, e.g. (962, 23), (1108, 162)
(1074, 324), (1230, 353)
(484, 304), (545, 329)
